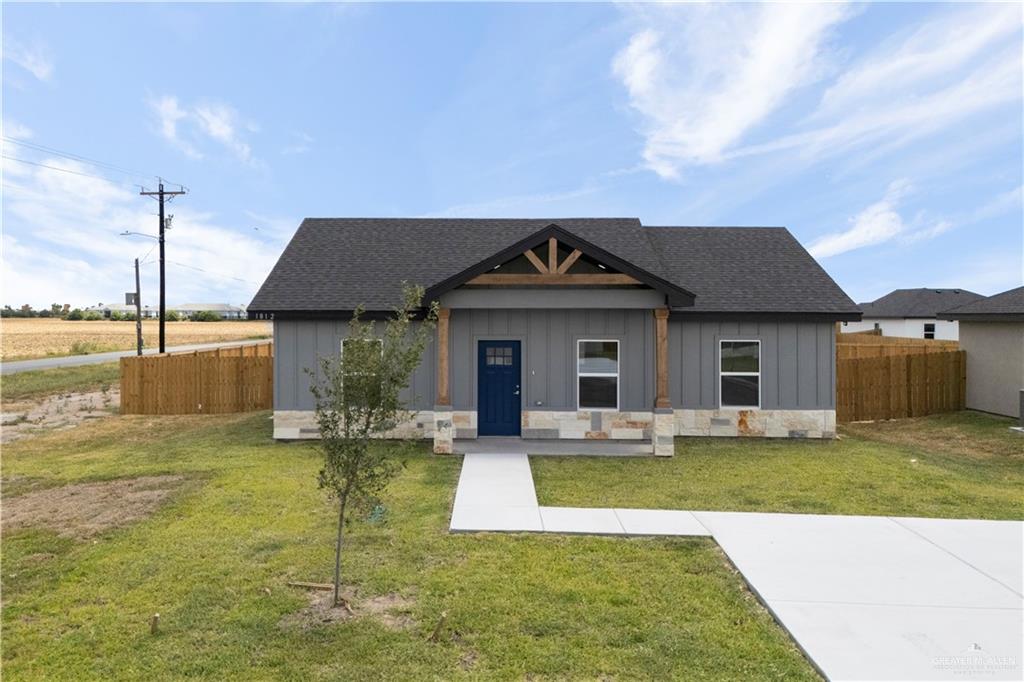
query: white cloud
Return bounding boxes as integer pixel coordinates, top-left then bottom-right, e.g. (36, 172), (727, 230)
(150, 95), (202, 159)
(612, 4), (850, 177)
(810, 179), (930, 258)
(147, 95), (261, 166)
(1, 157), (283, 308)
(815, 4), (1022, 119)
(613, 4), (1022, 178)
(3, 119), (34, 140)
(812, 181), (1024, 259)
(970, 184), (1024, 223)
(282, 131), (314, 155)
(193, 103), (253, 163)
(3, 39), (54, 81)
(728, 5), (1022, 167)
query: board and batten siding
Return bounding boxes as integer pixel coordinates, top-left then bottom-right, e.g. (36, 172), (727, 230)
(669, 320), (835, 410)
(448, 308), (655, 411)
(273, 319), (436, 412)
(274, 316), (836, 412)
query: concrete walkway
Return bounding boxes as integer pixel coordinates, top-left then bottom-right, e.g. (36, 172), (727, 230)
(450, 452), (1024, 681)
(0, 339), (270, 375)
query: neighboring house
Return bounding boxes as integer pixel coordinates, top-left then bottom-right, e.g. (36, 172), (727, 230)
(842, 288), (983, 340)
(85, 303), (158, 318)
(942, 286), (1024, 419)
(249, 219), (860, 454)
(169, 303), (247, 319)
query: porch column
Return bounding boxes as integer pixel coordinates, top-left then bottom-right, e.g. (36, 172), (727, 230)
(653, 307), (674, 456)
(433, 308), (453, 454)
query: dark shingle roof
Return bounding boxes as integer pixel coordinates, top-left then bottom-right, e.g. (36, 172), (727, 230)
(249, 218), (858, 317)
(858, 288), (984, 319)
(942, 286), (1024, 320)
(645, 226), (856, 314)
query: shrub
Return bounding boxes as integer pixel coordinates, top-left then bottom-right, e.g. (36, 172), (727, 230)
(70, 341), (107, 355)
(66, 309), (85, 321)
(109, 311), (124, 321)
(82, 311), (103, 321)
(164, 311), (182, 322)
(191, 310), (222, 322)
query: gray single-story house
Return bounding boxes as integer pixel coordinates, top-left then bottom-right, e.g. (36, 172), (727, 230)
(943, 286), (1024, 420)
(248, 218), (861, 454)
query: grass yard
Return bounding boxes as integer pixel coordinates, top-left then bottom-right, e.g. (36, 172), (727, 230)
(2, 363), (121, 406)
(2, 413), (816, 681)
(1, 318), (271, 360)
(533, 412), (1023, 519)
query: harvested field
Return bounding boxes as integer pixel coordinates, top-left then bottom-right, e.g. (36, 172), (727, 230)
(1, 318), (271, 360)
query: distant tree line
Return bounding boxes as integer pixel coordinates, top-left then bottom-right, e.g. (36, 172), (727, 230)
(1, 304), (230, 322)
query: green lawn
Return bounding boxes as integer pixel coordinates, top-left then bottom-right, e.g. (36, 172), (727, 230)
(2, 413), (815, 680)
(533, 412), (1023, 519)
(1, 363), (120, 405)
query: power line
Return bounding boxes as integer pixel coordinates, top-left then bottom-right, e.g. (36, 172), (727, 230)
(1, 154), (140, 187)
(2, 136), (188, 189)
(2, 136), (155, 182)
(142, 258), (258, 285)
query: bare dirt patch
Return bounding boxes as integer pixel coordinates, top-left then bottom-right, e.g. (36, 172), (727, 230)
(2, 475), (186, 539)
(280, 588), (417, 631)
(1, 388), (119, 443)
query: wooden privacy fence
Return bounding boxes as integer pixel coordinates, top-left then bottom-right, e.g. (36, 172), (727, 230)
(836, 332), (959, 360)
(121, 342), (273, 415)
(836, 350), (965, 423)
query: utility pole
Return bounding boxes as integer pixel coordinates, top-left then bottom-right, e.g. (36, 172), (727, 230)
(134, 258), (143, 356)
(139, 180), (186, 353)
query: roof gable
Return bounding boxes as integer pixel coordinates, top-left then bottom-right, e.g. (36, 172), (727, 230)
(423, 223), (695, 306)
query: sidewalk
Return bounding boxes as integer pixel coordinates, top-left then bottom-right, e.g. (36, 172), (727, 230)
(450, 452), (1024, 681)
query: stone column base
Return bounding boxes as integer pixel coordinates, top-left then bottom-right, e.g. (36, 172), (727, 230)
(433, 406), (453, 454)
(653, 408), (674, 456)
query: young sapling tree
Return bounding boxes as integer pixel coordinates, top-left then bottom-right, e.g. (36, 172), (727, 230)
(307, 284), (437, 607)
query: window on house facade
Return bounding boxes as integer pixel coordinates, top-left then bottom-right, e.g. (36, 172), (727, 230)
(924, 323), (935, 340)
(577, 340), (618, 410)
(720, 340), (760, 408)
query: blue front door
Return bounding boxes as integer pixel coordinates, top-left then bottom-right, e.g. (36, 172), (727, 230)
(477, 340), (521, 436)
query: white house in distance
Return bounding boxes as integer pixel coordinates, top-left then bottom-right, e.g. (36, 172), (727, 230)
(85, 302), (247, 319)
(842, 288), (983, 340)
(169, 303), (247, 319)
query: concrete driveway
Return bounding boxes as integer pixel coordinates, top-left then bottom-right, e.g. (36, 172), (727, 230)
(450, 452), (1024, 681)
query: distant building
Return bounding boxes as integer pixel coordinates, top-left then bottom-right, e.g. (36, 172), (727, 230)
(84, 302), (247, 319)
(943, 286), (1024, 419)
(85, 303), (157, 318)
(168, 303), (247, 320)
(842, 288), (983, 340)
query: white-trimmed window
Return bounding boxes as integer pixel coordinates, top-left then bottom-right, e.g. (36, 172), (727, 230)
(720, 340), (760, 408)
(923, 323), (935, 340)
(577, 339), (619, 410)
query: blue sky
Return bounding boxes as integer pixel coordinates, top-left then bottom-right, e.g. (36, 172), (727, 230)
(3, 2), (1022, 309)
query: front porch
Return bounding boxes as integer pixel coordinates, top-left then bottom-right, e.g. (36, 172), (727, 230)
(452, 437), (652, 456)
